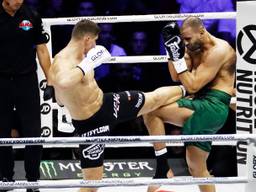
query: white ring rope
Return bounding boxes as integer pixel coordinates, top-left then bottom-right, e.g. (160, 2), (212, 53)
(108, 55), (167, 63)
(12, 141), (237, 149)
(0, 134), (254, 146)
(0, 177), (247, 189)
(42, 12), (236, 25)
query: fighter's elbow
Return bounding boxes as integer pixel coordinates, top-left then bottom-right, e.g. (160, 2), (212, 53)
(185, 85), (200, 94)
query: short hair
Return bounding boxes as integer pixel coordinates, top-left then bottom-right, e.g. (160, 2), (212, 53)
(71, 19), (100, 39)
(181, 16), (204, 30)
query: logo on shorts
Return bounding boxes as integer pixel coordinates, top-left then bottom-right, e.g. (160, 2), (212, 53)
(82, 144), (105, 160)
(81, 126), (110, 137)
(135, 93), (143, 108)
(113, 93), (120, 118)
(237, 24), (256, 64)
(19, 20), (33, 31)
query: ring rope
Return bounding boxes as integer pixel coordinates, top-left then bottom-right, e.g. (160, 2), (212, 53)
(108, 55), (168, 63)
(0, 177), (248, 189)
(12, 141), (237, 149)
(42, 12), (236, 25)
(0, 134), (254, 146)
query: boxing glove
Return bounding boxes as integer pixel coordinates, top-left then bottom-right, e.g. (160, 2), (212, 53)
(76, 45), (111, 75)
(162, 21), (187, 74)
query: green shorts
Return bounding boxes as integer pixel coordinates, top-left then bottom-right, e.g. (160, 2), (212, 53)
(177, 89), (231, 152)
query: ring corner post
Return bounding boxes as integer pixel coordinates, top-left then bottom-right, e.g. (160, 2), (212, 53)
(245, 142), (256, 192)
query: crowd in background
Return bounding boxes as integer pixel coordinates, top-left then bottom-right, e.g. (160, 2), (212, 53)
(22, 0), (237, 177)
(25, 0), (236, 91)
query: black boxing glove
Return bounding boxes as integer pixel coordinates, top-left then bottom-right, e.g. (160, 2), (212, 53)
(43, 85), (55, 101)
(162, 21), (187, 74)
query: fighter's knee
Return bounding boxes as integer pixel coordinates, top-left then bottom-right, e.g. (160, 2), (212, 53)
(143, 112), (157, 126)
(188, 165), (207, 177)
(188, 166), (200, 177)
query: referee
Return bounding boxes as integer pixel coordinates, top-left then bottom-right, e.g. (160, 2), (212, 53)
(0, 0), (51, 192)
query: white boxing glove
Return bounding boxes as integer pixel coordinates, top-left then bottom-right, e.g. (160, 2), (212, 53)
(172, 57), (187, 74)
(76, 45), (111, 75)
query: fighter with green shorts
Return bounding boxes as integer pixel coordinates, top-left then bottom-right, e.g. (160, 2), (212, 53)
(177, 89), (231, 152)
(145, 17), (236, 192)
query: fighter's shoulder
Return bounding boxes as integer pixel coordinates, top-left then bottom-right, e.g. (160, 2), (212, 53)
(207, 40), (235, 66)
(51, 54), (67, 72)
(209, 40), (230, 57)
(53, 51), (69, 64)
(215, 38), (233, 52)
(52, 54), (62, 65)
(216, 39), (235, 60)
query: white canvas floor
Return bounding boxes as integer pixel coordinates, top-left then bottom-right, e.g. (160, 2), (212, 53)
(7, 183), (245, 192)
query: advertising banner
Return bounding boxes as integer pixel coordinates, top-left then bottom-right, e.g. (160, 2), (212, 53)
(236, 0), (256, 177)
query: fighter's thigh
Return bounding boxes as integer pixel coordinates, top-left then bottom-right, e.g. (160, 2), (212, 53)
(150, 102), (193, 127)
(82, 166), (104, 180)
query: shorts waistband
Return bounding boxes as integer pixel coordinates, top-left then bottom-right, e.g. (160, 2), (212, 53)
(196, 89), (231, 105)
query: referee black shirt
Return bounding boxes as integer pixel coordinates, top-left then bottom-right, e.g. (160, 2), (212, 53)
(0, 2), (49, 76)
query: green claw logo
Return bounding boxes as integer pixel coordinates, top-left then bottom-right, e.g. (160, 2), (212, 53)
(40, 161), (57, 179)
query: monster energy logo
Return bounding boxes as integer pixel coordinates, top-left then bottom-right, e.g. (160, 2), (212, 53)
(40, 161), (57, 179)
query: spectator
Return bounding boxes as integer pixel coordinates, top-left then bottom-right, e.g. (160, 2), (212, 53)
(130, 31), (149, 55)
(77, 0), (96, 16)
(177, 0), (236, 46)
(96, 23), (127, 81)
(41, 0), (65, 18)
(128, 30), (169, 91)
(105, 0), (157, 15)
(160, 0), (236, 55)
(25, 0), (40, 12)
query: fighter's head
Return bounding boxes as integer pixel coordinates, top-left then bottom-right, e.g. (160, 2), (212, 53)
(71, 19), (100, 53)
(181, 16), (206, 53)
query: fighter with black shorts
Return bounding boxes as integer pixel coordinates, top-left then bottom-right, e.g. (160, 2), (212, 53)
(72, 91), (145, 168)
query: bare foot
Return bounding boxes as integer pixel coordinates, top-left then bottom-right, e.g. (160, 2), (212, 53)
(147, 168), (174, 192)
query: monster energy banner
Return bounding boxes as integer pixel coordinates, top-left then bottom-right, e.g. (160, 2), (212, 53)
(14, 159), (188, 180)
(236, 1), (256, 177)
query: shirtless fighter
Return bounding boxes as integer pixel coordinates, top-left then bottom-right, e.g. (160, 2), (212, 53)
(144, 16), (236, 192)
(48, 19), (186, 192)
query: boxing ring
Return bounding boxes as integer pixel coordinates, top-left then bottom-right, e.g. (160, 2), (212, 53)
(0, 135), (255, 191)
(2, 0), (256, 191)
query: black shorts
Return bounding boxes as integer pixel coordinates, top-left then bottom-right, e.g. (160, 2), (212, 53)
(72, 91), (145, 168)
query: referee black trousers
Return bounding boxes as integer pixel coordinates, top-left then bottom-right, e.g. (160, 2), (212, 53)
(0, 72), (42, 181)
